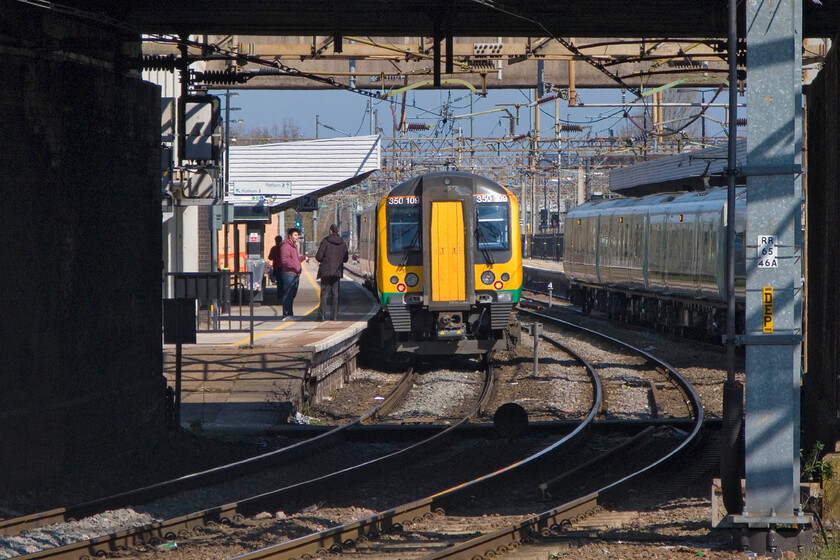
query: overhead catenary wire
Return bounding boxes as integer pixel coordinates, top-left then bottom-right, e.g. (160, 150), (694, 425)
(622, 86), (725, 137)
(148, 32), (737, 173)
(467, 0), (643, 97)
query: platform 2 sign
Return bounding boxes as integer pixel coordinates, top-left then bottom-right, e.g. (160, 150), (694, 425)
(757, 235), (778, 268)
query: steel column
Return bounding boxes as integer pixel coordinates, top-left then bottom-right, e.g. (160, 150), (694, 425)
(743, 0), (804, 518)
(724, 0), (811, 553)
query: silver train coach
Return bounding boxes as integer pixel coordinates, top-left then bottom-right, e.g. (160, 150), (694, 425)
(563, 187), (746, 337)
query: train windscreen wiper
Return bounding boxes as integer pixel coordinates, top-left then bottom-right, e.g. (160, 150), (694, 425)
(400, 228), (421, 266)
(475, 226), (496, 264)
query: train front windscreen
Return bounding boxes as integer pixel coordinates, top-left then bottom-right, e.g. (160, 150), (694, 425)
(476, 203), (510, 251)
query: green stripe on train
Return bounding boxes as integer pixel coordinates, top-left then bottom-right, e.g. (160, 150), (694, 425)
(380, 288), (522, 306)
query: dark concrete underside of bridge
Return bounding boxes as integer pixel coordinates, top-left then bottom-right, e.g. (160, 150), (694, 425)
(78, 1), (839, 38)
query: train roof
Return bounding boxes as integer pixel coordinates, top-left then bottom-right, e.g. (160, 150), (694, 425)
(568, 186), (746, 216)
(387, 171), (507, 197)
(567, 192), (680, 215)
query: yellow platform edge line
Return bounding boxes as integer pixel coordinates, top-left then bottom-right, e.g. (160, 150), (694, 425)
(227, 264), (322, 347)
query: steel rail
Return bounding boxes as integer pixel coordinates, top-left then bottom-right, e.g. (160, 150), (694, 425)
(409, 308), (705, 560)
(520, 289), (730, 350)
(0, 367), (417, 539)
(222, 339), (603, 560)
(11, 363), (495, 560)
(522, 307), (704, 429)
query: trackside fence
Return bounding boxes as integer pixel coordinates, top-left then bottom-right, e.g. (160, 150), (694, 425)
(528, 233), (564, 260)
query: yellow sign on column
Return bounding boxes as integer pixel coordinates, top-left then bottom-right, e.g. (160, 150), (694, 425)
(762, 287), (774, 333)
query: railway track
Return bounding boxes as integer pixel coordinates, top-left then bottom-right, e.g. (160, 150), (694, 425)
(399, 308), (704, 560)
(182, 333), (602, 560)
(0, 366), (426, 558)
(2, 359), (512, 560)
(214, 307), (704, 560)
(7, 335), (604, 560)
(522, 305), (704, 424)
(4, 302), (709, 560)
(0, 368), (416, 540)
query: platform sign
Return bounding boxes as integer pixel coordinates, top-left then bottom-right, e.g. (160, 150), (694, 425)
(163, 298), (197, 344)
(230, 181), (291, 196)
(299, 194), (318, 211)
(163, 297), (196, 427)
(756, 235), (778, 268)
(233, 204), (270, 222)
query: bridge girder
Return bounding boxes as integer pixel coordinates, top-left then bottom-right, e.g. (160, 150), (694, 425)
(145, 36), (746, 91)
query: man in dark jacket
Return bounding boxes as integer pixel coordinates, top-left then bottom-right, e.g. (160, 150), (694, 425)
(267, 235), (284, 299)
(315, 224), (349, 320)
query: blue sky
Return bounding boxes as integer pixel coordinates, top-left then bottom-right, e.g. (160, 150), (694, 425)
(212, 87), (734, 141)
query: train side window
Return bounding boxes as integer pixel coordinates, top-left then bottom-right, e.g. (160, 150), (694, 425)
(388, 206), (421, 252)
(476, 203), (510, 250)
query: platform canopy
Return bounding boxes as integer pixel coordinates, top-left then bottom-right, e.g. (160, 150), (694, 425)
(226, 135), (381, 212)
(609, 139), (746, 197)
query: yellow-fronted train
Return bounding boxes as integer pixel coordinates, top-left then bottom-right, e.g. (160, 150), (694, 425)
(356, 171), (522, 356)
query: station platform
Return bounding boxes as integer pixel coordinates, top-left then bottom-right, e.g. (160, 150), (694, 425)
(162, 259), (564, 435)
(523, 257), (564, 273)
(163, 261), (380, 434)
(522, 257), (568, 296)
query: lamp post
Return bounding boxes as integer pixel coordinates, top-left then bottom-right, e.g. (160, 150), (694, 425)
(556, 152), (562, 234)
(537, 157), (555, 227)
(223, 118), (243, 271)
(221, 90), (240, 271)
(538, 156), (563, 260)
(223, 91), (240, 197)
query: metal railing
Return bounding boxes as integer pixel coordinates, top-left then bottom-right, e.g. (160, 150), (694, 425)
(165, 272), (255, 345)
(529, 232), (564, 261)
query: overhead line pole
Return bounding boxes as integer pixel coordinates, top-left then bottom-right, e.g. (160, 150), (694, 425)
(720, 0), (744, 517)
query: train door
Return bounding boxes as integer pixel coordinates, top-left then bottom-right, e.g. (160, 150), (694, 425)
(696, 208), (718, 297)
(648, 209), (668, 291)
(430, 201), (466, 302)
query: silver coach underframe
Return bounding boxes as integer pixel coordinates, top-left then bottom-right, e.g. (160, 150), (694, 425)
(718, 0), (811, 553)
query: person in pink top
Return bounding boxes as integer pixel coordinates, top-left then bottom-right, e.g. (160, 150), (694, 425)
(279, 227), (308, 319)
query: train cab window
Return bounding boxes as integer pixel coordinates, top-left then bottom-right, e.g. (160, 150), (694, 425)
(476, 203), (510, 250)
(388, 205), (421, 252)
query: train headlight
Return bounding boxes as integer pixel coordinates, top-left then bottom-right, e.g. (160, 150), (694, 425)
(497, 292), (512, 302)
(480, 271), (495, 285)
(397, 283), (406, 292)
(501, 273), (510, 282)
(390, 275), (399, 285)
(405, 273), (419, 287)
(494, 281), (504, 290)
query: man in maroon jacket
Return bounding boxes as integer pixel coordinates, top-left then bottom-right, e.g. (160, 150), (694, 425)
(279, 228), (308, 319)
(315, 224), (349, 320)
